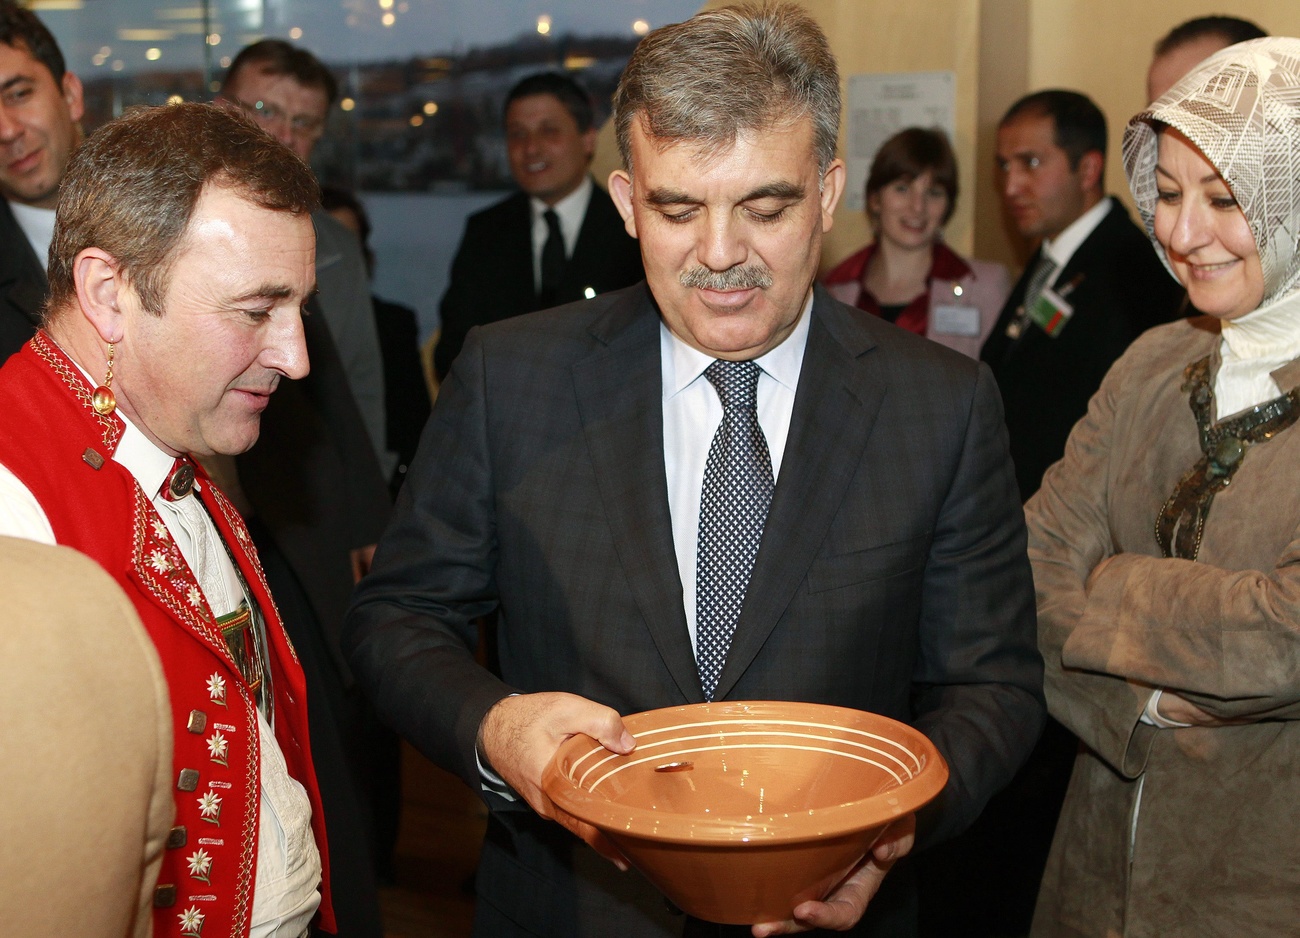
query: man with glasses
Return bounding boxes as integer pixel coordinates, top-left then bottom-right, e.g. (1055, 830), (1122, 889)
(219, 41), (395, 937)
(221, 39), (391, 476)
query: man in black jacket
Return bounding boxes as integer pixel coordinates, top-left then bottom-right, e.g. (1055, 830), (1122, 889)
(0, 2), (81, 362)
(433, 71), (643, 379)
(981, 90), (1184, 502)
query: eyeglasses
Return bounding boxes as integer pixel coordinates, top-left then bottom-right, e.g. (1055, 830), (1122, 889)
(233, 97), (326, 140)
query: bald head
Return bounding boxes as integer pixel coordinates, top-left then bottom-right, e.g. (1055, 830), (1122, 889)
(1147, 15), (1267, 103)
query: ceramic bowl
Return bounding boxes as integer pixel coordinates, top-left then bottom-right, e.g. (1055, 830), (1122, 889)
(542, 700), (948, 925)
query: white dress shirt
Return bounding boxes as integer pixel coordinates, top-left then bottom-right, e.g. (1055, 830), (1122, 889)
(663, 292), (811, 652)
(8, 200), (56, 269)
(0, 412), (321, 936)
(529, 175), (593, 293)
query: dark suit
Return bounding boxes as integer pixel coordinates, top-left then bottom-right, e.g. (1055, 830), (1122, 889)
(433, 180), (644, 379)
(0, 199), (45, 363)
(980, 197), (1184, 501)
(346, 283), (1044, 937)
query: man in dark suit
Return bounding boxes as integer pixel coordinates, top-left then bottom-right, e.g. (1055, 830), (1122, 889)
(221, 39), (392, 473)
(0, 196), (44, 357)
(433, 71), (644, 380)
(981, 90), (1184, 502)
(0, 2), (82, 361)
(347, 6), (1043, 937)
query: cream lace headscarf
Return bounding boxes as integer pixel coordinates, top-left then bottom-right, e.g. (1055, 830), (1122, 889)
(1123, 37), (1300, 308)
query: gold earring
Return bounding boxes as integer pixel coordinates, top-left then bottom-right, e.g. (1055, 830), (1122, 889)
(92, 343), (116, 416)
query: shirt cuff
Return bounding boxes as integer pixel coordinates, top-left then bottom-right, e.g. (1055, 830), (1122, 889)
(475, 748), (517, 801)
(476, 693), (519, 801)
(1141, 688), (1193, 728)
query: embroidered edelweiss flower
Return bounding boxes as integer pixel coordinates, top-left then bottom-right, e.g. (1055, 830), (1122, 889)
(186, 848), (213, 882)
(148, 549), (171, 573)
(187, 585), (203, 608)
(178, 906), (204, 935)
(206, 673), (226, 704)
(197, 791), (221, 823)
(206, 730), (228, 765)
(152, 518), (169, 540)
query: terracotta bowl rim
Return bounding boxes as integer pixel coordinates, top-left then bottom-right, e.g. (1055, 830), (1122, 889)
(543, 700), (949, 846)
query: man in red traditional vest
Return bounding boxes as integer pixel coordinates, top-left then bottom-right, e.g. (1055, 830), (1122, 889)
(0, 101), (335, 937)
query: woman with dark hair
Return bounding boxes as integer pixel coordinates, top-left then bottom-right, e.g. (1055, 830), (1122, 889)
(822, 126), (1008, 358)
(1029, 37), (1300, 936)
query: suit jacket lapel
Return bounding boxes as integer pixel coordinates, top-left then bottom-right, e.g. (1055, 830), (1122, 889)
(571, 288), (701, 701)
(1052, 196), (1120, 294)
(712, 289), (885, 700)
(563, 179), (616, 296)
(502, 193), (539, 312)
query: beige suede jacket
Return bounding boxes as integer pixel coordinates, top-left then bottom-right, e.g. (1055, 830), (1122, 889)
(1027, 316), (1300, 938)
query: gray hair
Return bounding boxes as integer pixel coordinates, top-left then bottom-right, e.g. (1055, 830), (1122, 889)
(613, 3), (841, 173)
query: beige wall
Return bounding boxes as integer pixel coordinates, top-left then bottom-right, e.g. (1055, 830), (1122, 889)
(594, 1), (1300, 281)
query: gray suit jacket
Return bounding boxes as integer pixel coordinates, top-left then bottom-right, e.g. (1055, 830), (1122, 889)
(346, 283), (1043, 936)
(313, 208), (394, 475)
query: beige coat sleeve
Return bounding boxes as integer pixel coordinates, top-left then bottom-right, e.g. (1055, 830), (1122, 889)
(1026, 354), (1157, 778)
(0, 538), (173, 938)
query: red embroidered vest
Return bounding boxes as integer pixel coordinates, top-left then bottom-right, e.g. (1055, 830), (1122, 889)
(0, 335), (335, 936)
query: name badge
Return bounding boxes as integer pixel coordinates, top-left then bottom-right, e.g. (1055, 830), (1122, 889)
(1027, 287), (1074, 337)
(931, 304), (982, 337)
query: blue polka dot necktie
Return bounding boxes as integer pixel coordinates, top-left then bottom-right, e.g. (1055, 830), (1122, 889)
(695, 359), (774, 701)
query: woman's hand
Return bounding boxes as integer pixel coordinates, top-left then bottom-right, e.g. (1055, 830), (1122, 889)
(1157, 692), (1249, 727)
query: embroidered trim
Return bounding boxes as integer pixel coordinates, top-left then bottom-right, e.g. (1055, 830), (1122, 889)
(234, 682), (258, 931)
(132, 488), (230, 654)
(1155, 355), (1300, 559)
(31, 332), (123, 451)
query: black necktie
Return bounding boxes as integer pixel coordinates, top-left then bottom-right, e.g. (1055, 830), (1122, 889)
(538, 208), (565, 307)
(695, 360), (774, 701)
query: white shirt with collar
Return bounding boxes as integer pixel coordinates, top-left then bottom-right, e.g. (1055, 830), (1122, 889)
(8, 200), (56, 269)
(1039, 196), (1114, 291)
(663, 291), (810, 651)
(529, 175), (593, 293)
(0, 412), (321, 937)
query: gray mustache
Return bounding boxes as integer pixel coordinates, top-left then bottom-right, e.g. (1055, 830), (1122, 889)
(679, 264), (774, 291)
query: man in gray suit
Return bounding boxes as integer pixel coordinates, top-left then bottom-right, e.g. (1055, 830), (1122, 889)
(346, 5), (1043, 937)
(221, 38), (392, 474)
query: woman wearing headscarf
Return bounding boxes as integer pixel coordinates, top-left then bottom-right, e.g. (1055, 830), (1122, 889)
(1028, 38), (1300, 936)
(822, 127), (1009, 358)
